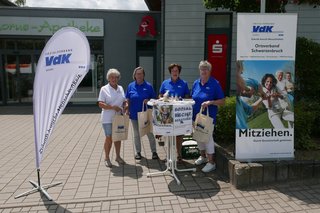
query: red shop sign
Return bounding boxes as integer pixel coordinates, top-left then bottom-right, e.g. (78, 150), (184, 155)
(137, 15), (157, 37)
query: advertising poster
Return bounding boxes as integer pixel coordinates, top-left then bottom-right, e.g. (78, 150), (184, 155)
(152, 103), (193, 136)
(236, 14), (297, 161)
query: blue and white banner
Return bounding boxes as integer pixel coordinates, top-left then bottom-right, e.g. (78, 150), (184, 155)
(33, 27), (90, 168)
(236, 14), (297, 161)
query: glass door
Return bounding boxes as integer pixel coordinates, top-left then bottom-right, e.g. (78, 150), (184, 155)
(3, 55), (18, 103)
(3, 54), (34, 103)
(18, 55), (33, 103)
(136, 40), (157, 89)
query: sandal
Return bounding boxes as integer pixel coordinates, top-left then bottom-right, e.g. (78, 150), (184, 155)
(105, 159), (112, 168)
(115, 157), (126, 165)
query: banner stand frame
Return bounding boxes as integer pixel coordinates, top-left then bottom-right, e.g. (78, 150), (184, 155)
(14, 169), (62, 201)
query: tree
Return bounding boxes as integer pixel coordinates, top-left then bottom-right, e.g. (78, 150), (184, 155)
(203, 0), (320, 13)
(12, 0), (26, 6)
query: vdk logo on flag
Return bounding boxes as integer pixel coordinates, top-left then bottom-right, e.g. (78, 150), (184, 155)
(45, 53), (72, 66)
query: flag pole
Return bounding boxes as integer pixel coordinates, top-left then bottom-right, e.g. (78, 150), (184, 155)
(14, 169), (62, 201)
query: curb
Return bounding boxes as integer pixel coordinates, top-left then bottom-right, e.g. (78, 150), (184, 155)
(215, 143), (320, 188)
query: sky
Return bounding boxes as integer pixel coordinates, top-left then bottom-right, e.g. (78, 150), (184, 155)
(18, 0), (149, 10)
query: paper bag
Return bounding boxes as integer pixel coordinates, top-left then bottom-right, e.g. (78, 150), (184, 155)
(138, 103), (151, 137)
(193, 107), (214, 143)
(147, 108), (154, 133)
(112, 114), (129, 142)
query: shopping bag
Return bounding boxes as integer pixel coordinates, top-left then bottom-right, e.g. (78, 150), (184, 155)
(147, 108), (154, 133)
(193, 107), (214, 143)
(138, 103), (151, 137)
(112, 113), (129, 142)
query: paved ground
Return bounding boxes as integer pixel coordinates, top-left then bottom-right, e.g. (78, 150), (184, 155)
(0, 105), (319, 212)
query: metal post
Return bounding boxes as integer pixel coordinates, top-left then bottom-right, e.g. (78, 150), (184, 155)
(261, 0), (266, 13)
(37, 169), (41, 186)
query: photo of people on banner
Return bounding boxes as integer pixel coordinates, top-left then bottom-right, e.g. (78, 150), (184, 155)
(151, 102), (193, 136)
(236, 60), (294, 129)
(154, 104), (173, 125)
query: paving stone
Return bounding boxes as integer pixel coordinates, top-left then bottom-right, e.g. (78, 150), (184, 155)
(234, 163), (250, 188)
(0, 108), (320, 212)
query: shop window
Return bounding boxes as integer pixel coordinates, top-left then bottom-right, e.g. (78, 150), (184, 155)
(78, 53), (104, 92)
(0, 40), (4, 49)
(89, 40), (103, 51)
(34, 40), (45, 50)
(5, 40), (15, 49)
(96, 54), (104, 89)
(77, 39), (103, 92)
(17, 40), (34, 50)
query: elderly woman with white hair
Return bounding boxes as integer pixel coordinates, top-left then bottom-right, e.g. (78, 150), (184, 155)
(98, 68), (127, 168)
(191, 60), (225, 173)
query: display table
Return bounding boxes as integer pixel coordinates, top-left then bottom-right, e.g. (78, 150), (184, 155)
(146, 99), (196, 185)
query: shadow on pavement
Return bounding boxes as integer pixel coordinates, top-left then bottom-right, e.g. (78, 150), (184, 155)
(41, 194), (72, 213)
(111, 163), (143, 179)
(239, 179), (320, 205)
(167, 171), (221, 199)
(137, 157), (167, 171)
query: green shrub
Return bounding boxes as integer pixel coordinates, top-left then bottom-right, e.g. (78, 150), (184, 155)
(295, 37), (320, 139)
(294, 101), (317, 150)
(295, 37), (320, 103)
(215, 96), (236, 145)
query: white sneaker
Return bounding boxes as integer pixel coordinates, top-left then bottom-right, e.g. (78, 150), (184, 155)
(195, 156), (207, 165)
(202, 162), (216, 173)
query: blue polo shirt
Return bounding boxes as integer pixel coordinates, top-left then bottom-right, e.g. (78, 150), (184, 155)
(236, 96), (253, 129)
(159, 78), (190, 98)
(126, 81), (156, 120)
(191, 77), (224, 124)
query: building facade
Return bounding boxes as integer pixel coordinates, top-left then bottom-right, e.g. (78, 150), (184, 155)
(162, 0), (320, 95)
(0, 1), (319, 105)
(0, 7), (161, 105)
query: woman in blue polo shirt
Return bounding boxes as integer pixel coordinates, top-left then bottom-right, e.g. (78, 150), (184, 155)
(191, 60), (225, 173)
(159, 63), (190, 162)
(126, 66), (159, 160)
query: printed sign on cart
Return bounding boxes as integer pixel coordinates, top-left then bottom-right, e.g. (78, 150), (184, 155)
(152, 103), (193, 136)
